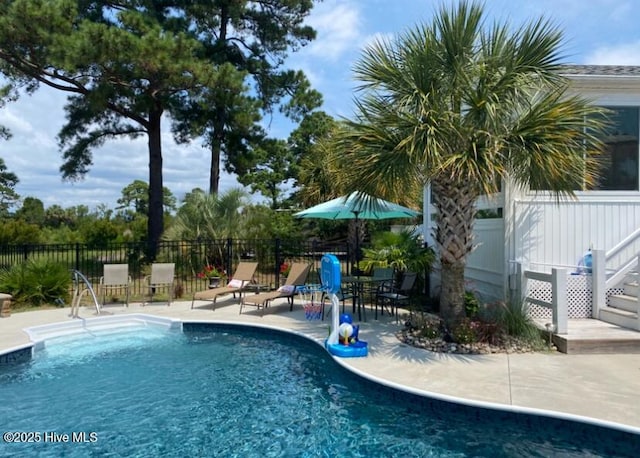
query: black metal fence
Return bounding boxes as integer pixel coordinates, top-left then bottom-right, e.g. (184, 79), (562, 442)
(0, 239), (353, 296)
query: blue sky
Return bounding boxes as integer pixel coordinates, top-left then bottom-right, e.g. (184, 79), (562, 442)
(2, 0), (640, 211)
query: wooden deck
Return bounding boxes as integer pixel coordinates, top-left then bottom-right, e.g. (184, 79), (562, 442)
(547, 319), (640, 354)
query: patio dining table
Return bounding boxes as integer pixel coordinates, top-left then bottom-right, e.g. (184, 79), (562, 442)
(342, 276), (390, 322)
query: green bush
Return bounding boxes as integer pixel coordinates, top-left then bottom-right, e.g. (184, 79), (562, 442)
(360, 230), (435, 274)
(452, 318), (477, 344)
(0, 259), (71, 306)
(495, 301), (546, 347)
(464, 290), (480, 318)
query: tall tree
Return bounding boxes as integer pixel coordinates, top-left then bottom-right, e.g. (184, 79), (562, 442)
(117, 179), (177, 218)
(15, 196), (45, 226)
(0, 83), (13, 143)
(338, 1), (607, 326)
(0, 84), (19, 217)
(0, 158), (19, 218)
(290, 111), (341, 205)
(0, 0), (220, 259)
(238, 138), (291, 209)
(172, 0), (322, 194)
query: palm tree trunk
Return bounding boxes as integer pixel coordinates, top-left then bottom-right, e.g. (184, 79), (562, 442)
(432, 178), (477, 326)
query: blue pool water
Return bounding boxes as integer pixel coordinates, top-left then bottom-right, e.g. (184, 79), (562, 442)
(0, 323), (638, 457)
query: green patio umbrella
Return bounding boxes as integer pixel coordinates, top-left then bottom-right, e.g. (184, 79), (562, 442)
(294, 192), (420, 272)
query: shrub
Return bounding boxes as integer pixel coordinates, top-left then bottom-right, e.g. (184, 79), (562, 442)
(464, 290), (480, 318)
(495, 301), (546, 347)
(0, 259), (71, 306)
(420, 320), (441, 339)
(360, 231), (435, 274)
(452, 318), (477, 344)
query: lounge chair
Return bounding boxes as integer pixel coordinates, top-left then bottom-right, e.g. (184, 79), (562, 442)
(145, 263), (175, 306)
(99, 263), (131, 307)
(240, 262), (311, 315)
(191, 261), (258, 310)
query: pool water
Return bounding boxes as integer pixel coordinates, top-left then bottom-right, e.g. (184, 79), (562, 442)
(0, 324), (638, 457)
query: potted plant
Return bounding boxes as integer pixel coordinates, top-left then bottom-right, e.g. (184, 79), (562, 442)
(198, 265), (226, 288)
(279, 262), (291, 286)
(360, 231), (435, 281)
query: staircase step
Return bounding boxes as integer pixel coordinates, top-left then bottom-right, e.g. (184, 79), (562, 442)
(552, 318), (640, 354)
(624, 281), (638, 296)
(599, 306), (640, 331)
(609, 294), (640, 313)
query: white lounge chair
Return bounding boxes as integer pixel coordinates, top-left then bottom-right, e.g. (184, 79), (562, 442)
(145, 263), (175, 306)
(100, 264), (131, 307)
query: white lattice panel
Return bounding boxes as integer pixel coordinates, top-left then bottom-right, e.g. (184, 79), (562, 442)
(526, 274), (593, 319)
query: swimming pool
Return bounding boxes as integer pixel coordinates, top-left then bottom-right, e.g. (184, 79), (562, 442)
(0, 322), (638, 457)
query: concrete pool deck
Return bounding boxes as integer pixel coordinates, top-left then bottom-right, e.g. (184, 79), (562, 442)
(1, 298), (640, 432)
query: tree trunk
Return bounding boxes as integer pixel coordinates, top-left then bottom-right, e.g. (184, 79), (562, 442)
(431, 177), (478, 326)
(208, 115), (224, 194)
(439, 261), (466, 326)
(147, 107), (164, 261)
(209, 137), (221, 194)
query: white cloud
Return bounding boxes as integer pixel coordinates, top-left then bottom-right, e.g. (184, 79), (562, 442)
(304, 1), (362, 61)
(1, 86), (243, 210)
(585, 42), (640, 65)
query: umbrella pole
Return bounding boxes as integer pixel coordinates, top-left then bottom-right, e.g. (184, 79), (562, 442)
(353, 211), (360, 279)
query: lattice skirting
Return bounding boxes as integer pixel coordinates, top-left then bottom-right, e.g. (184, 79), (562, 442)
(527, 274), (593, 319)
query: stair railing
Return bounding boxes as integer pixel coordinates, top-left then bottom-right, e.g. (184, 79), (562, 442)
(592, 234), (640, 323)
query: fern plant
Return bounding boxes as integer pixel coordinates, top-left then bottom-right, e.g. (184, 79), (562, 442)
(360, 231), (435, 274)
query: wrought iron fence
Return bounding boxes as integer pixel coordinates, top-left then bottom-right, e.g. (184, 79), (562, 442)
(0, 239), (352, 297)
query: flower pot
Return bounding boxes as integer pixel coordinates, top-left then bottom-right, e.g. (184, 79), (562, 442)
(208, 277), (221, 289)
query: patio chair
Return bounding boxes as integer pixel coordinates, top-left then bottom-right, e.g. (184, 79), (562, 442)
(375, 271), (417, 322)
(321, 284), (355, 320)
(240, 262), (311, 315)
(145, 263), (175, 306)
(191, 262), (258, 310)
(99, 264), (131, 307)
(363, 267), (394, 303)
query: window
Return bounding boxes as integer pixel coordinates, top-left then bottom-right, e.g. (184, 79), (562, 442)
(591, 106), (639, 191)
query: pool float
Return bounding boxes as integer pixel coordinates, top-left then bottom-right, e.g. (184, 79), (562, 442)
(321, 254), (368, 358)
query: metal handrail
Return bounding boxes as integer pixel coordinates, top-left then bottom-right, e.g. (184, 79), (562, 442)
(70, 270), (101, 317)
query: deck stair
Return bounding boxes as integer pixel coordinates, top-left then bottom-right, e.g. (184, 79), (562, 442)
(600, 273), (639, 332)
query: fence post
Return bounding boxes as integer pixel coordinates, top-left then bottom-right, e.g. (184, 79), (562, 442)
(552, 268), (568, 334)
(591, 249), (606, 319)
(515, 261), (525, 305)
(226, 238), (233, 277)
(275, 238), (281, 286)
(75, 243), (81, 272)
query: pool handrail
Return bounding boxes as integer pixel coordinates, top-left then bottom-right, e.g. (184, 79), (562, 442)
(70, 269), (101, 317)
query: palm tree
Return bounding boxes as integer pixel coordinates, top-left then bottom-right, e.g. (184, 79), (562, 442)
(337, 1), (607, 326)
(164, 188), (249, 242)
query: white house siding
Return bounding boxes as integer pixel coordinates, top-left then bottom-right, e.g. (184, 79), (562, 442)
(511, 196), (640, 273)
(465, 218), (505, 302)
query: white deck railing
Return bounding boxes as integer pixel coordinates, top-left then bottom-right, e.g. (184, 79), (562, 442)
(515, 263), (568, 334)
(592, 248), (640, 325)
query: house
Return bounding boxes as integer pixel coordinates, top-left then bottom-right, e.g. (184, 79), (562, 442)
(423, 65), (640, 331)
